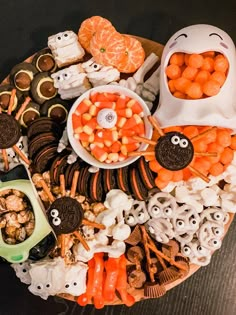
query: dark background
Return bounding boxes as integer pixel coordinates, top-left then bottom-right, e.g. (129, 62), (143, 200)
(1, 0), (236, 314)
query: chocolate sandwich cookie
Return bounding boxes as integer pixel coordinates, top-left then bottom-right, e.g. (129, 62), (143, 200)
(103, 169), (117, 193)
(129, 167), (148, 201)
(27, 117), (63, 140)
(31, 72), (58, 105)
(0, 84), (22, 113)
(77, 165), (91, 197)
(32, 48), (57, 73)
(155, 132), (194, 171)
(47, 196), (84, 235)
(89, 169), (104, 202)
(64, 159), (81, 189)
(28, 132), (58, 159)
(9, 62), (38, 93)
(137, 156), (155, 190)
(40, 98), (69, 124)
(117, 166), (131, 194)
(33, 143), (58, 173)
(0, 113), (21, 149)
(50, 151), (71, 185)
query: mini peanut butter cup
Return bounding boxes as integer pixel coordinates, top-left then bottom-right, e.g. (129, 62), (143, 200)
(162, 239), (180, 259)
(128, 269), (146, 289)
(0, 113), (21, 149)
(125, 225), (142, 245)
(48, 196), (84, 235)
(158, 266), (181, 285)
(174, 254), (190, 278)
(155, 132), (194, 171)
(144, 282), (166, 298)
(127, 245), (145, 263)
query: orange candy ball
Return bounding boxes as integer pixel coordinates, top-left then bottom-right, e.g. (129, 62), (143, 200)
(202, 79), (221, 96)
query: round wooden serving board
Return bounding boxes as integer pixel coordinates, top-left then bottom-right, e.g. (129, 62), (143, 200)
(1, 36), (234, 305)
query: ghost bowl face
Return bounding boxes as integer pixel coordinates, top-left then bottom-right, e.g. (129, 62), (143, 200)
(67, 85), (153, 169)
(155, 24), (236, 131)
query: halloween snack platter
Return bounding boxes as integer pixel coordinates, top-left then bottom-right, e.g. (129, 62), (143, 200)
(0, 16), (236, 308)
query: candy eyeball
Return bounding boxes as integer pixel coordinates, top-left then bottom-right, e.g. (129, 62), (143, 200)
(176, 219), (185, 229)
(63, 72), (71, 80)
(149, 205), (161, 218)
(36, 283), (44, 291)
(180, 138), (189, 148)
(63, 32), (69, 39)
(171, 135), (180, 145)
(170, 135), (189, 148)
(182, 245), (192, 257)
(56, 35), (62, 42)
(97, 109), (117, 129)
(56, 74), (64, 82)
(163, 206), (172, 217)
(50, 209), (59, 217)
(189, 217), (198, 227)
(197, 245), (208, 255)
(52, 217), (61, 226)
(45, 283), (51, 288)
(137, 211), (145, 221)
(213, 226), (224, 237)
(125, 214), (136, 226)
(209, 238), (221, 249)
(213, 211), (224, 221)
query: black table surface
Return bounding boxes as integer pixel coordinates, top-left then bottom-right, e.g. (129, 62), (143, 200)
(1, 1), (236, 314)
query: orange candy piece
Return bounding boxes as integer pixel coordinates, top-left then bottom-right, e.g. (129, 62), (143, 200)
(202, 79), (221, 96)
(165, 64), (181, 80)
(78, 16), (115, 53)
(188, 54), (204, 68)
(185, 82), (203, 99)
(169, 52), (185, 66)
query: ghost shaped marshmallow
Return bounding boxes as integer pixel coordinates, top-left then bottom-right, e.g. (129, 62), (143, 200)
(155, 24), (236, 131)
(11, 260), (32, 284)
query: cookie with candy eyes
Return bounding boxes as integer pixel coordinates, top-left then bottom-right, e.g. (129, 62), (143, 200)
(197, 221), (224, 250)
(181, 239), (211, 266)
(145, 217), (174, 244)
(200, 207), (230, 226)
(125, 200), (150, 227)
(147, 192), (177, 219)
(47, 196), (84, 235)
(155, 132), (194, 171)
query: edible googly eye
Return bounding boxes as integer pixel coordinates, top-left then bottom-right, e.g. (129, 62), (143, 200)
(63, 33), (69, 38)
(213, 227), (224, 237)
(65, 284), (70, 288)
(18, 143), (23, 150)
(197, 245), (208, 255)
(149, 226), (155, 234)
(73, 282), (77, 286)
(46, 283), (51, 288)
(22, 269), (27, 273)
(150, 205), (160, 217)
(179, 138), (189, 148)
(209, 238), (221, 248)
(37, 284), (43, 290)
(176, 219), (185, 228)
(137, 211), (145, 221)
(164, 207), (172, 216)
(126, 215), (135, 225)
(92, 63), (100, 70)
(56, 36), (62, 41)
(171, 135), (180, 145)
(50, 209), (59, 218)
(52, 217), (61, 226)
(213, 211), (223, 221)
(190, 217), (198, 226)
(57, 75), (64, 82)
(63, 72), (71, 80)
(182, 245), (191, 256)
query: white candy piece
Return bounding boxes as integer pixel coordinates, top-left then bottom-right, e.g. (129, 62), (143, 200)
(48, 30), (85, 68)
(11, 260), (32, 284)
(111, 222), (131, 241)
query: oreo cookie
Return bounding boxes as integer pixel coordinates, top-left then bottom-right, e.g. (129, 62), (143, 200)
(33, 143), (58, 173)
(103, 169), (117, 193)
(89, 170), (104, 202)
(47, 196), (84, 235)
(77, 165), (91, 197)
(0, 113), (21, 149)
(27, 117), (63, 140)
(117, 166), (131, 194)
(28, 132), (58, 159)
(155, 132), (194, 171)
(129, 167), (148, 201)
(50, 151), (71, 185)
(137, 156), (155, 189)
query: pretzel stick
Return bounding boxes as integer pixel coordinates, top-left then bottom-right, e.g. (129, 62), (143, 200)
(70, 170), (79, 198)
(188, 165), (210, 183)
(132, 135), (156, 146)
(82, 219), (106, 230)
(148, 116), (164, 136)
(140, 225), (155, 282)
(190, 127), (217, 142)
(194, 152), (218, 157)
(15, 96), (31, 120)
(7, 88), (17, 115)
(128, 151), (155, 157)
(59, 174), (66, 196)
(39, 178), (55, 202)
(60, 234), (66, 258)
(12, 145), (30, 165)
(2, 149), (9, 171)
(73, 231), (90, 251)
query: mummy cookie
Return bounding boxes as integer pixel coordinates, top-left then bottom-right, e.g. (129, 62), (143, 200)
(51, 65), (91, 99)
(48, 31), (85, 68)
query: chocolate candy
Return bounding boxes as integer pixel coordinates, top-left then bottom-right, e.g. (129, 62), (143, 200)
(48, 196), (84, 235)
(155, 131), (194, 170)
(0, 113), (21, 149)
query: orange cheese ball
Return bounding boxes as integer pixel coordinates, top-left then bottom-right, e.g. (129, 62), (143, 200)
(201, 57), (214, 72)
(202, 79), (221, 96)
(194, 70), (210, 85)
(214, 54), (229, 72)
(165, 64), (181, 79)
(182, 66), (198, 80)
(169, 53), (185, 66)
(188, 54), (204, 68)
(173, 91), (186, 99)
(210, 71), (226, 87)
(174, 77), (191, 93)
(186, 82), (203, 99)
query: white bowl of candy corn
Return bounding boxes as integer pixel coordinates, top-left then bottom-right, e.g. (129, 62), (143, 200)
(67, 85), (153, 169)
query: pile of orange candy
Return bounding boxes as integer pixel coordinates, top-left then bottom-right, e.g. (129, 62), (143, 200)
(165, 51), (229, 99)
